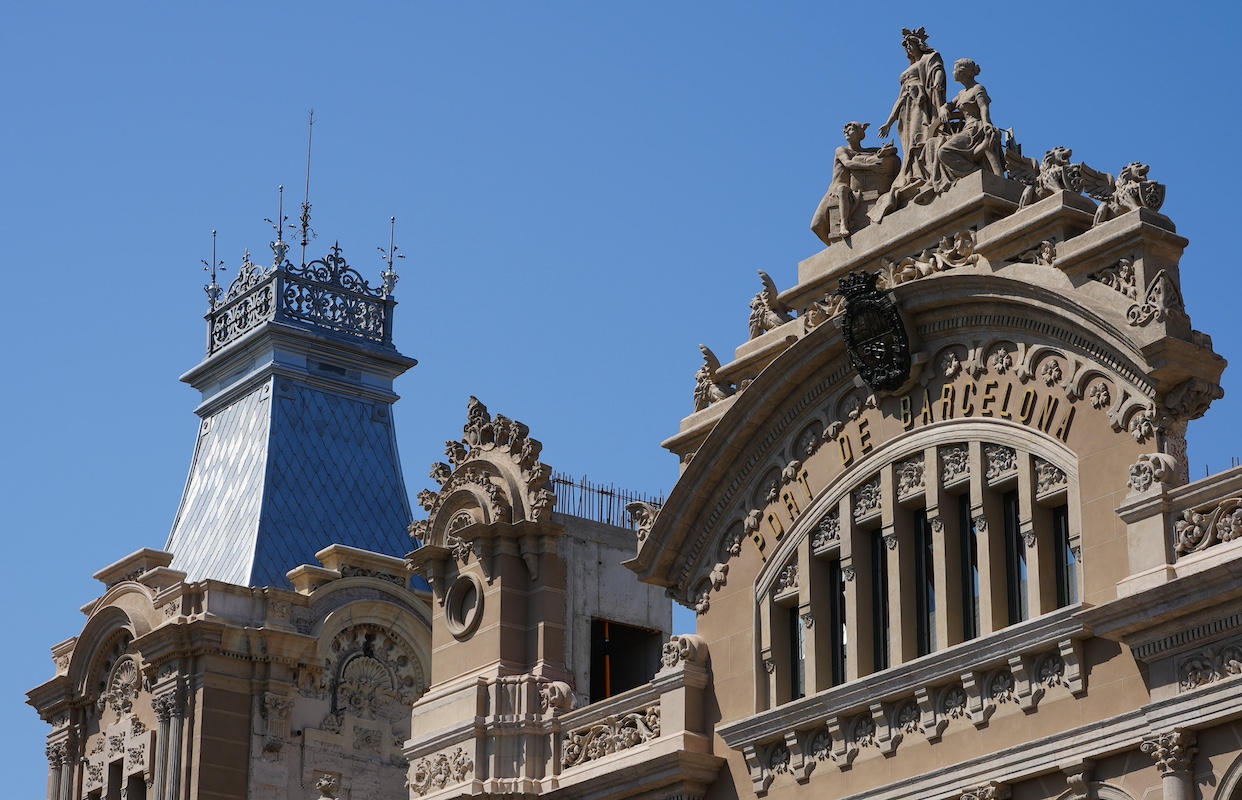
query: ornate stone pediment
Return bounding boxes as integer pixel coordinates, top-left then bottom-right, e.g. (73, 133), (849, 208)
(409, 397), (557, 549)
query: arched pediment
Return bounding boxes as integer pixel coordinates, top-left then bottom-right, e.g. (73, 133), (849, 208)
(635, 252), (1222, 610)
(409, 397), (556, 547)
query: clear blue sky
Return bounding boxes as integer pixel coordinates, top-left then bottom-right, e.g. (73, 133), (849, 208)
(5, 4), (1240, 794)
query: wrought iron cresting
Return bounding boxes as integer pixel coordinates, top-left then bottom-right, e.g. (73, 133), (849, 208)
(206, 243), (395, 354)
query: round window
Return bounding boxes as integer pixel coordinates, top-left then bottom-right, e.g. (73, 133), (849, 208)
(444, 573), (484, 639)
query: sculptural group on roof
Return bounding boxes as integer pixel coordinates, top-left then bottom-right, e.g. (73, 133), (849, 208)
(810, 27), (1166, 246)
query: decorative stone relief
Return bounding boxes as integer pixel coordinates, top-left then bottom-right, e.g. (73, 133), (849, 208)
(854, 477), (881, 519)
(749, 270), (794, 338)
(323, 625), (424, 721)
(98, 654), (140, 719)
(986, 669), (1016, 705)
(660, 634), (709, 670)
(876, 229), (981, 290)
(1129, 409), (1157, 443)
(990, 347), (1013, 375)
(1128, 453), (1178, 494)
(1040, 359), (1063, 387)
(626, 501), (660, 543)
(1164, 377), (1224, 422)
(694, 344), (736, 411)
(539, 680), (575, 712)
(1035, 459), (1068, 496)
(774, 563), (799, 595)
(316, 775), (340, 799)
(1018, 240), (1057, 267)
(1178, 641), (1242, 691)
(802, 292), (845, 333)
(795, 420), (825, 458)
(1089, 382), (1112, 410)
(1141, 730), (1197, 776)
(941, 351), (963, 379)
(942, 445), (970, 483)
(1092, 258), (1138, 299)
(897, 455), (926, 496)
(984, 445), (1017, 481)
(1093, 162), (1166, 227)
(767, 742), (792, 775)
(409, 748), (475, 795)
(808, 728), (833, 762)
(562, 707), (661, 768)
(894, 700), (920, 735)
(961, 781), (1012, 800)
(1128, 270), (1186, 327)
(812, 510), (840, 550)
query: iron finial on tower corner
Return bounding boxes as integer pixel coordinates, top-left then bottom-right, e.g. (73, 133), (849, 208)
(379, 215), (404, 299)
(265, 185), (292, 267)
(202, 229), (225, 308)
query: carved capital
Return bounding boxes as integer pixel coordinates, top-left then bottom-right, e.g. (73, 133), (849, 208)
(961, 781), (1011, 800)
(1142, 729), (1197, 775)
(45, 741), (66, 767)
(152, 690), (183, 721)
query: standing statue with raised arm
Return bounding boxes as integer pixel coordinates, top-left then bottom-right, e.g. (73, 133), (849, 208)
(810, 122), (899, 244)
(869, 27), (946, 223)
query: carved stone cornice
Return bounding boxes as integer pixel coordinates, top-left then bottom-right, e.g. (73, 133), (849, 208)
(1141, 729), (1196, 775)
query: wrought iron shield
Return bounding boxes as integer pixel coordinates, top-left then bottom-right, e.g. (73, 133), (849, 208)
(839, 270), (911, 392)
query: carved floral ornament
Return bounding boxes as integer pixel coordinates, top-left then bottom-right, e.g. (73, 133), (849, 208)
(1173, 495), (1242, 557)
(409, 748), (474, 796)
(408, 397), (557, 545)
(562, 706), (661, 768)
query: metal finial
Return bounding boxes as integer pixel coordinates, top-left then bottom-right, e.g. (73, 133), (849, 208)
(202, 229), (226, 308)
(265, 185), (292, 266)
(300, 109), (317, 266)
(378, 215), (404, 298)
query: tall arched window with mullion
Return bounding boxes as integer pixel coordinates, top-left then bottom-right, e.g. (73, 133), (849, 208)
(1003, 489), (1029, 624)
(871, 530), (890, 671)
(1053, 504), (1077, 607)
(914, 509), (936, 656)
(958, 494), (980, 641)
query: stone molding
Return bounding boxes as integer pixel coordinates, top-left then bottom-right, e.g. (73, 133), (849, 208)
(722, 609), (1085, 778)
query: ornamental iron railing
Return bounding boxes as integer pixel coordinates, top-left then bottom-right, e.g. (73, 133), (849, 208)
(206, 244), (395, 354)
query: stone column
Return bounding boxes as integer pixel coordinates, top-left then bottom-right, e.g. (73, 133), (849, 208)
(152, 693), (173, 800)
(1142, 729), (1197, 800)
(154, 688), (185, 800)
(45, 741), (65, 800)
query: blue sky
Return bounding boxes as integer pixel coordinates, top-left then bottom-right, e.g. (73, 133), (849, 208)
(5, 4), (1241, 793)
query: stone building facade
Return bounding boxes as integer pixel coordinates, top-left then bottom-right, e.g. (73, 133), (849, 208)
(30, 24), (1242, 800)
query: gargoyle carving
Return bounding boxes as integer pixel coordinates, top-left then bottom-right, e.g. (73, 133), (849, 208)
(748, 270), (794, 339)
(693, 344), (736, 412)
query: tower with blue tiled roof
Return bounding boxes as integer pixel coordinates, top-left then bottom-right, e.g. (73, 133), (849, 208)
(165, 229), (417, 587)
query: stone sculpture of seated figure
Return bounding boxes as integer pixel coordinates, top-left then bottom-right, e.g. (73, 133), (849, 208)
(810, 122), (899, 245)
(925, 58), (1003, 196)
